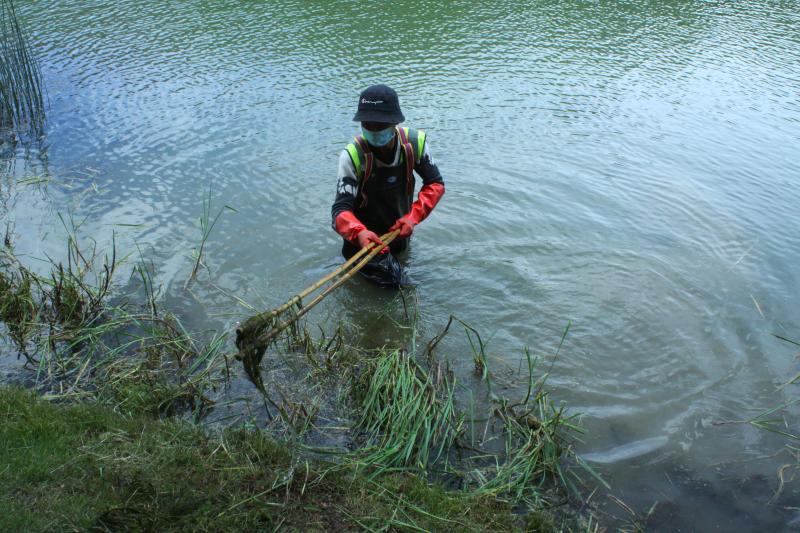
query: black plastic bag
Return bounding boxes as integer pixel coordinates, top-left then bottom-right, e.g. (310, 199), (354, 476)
(358, 252), (408, 289)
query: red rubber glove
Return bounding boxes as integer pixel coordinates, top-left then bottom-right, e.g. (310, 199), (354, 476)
(334, 211), (367, 242)
(335, 211), (388, 253)
(389, 216), (415, 238)
(390, 182), (445, 236)
(357, 230), (389, 253)
(407, 182), (445, 224)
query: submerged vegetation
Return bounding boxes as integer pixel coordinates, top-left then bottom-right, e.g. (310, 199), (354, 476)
(747, 334), (800, 504)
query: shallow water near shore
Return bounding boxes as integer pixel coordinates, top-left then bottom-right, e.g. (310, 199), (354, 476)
(4, 0), (800, 529)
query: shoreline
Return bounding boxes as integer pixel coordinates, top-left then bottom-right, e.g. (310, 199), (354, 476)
(0, 385), (563, 531)
(0, 228), (592, 531)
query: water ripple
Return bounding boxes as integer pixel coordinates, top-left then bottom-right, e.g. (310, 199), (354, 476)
(8, 1), (800, 526)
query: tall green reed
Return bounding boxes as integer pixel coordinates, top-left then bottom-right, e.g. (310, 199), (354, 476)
(185, 188), (236, 288)
(0, 0), (46, 139)
(237, 296), (597, 508)
(351, 348), (463, 472)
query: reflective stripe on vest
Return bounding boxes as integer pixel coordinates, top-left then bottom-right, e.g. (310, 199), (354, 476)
(345, 143), (362, 176)
(398, 127), (426, 165)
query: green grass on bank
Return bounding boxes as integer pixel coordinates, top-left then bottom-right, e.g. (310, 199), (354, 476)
(0, 386), (558, 532)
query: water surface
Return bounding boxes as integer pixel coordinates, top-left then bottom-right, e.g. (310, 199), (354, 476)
(5, 1), (800, 529)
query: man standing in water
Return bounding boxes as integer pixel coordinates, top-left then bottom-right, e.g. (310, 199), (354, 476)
(331, 85), (445, 266)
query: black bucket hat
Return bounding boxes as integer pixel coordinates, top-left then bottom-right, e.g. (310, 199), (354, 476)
(352, 84), (405, 124)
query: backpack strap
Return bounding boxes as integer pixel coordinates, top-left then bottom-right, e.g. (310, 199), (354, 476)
(399, 127), (426, 163)
(346, 128), (426, 206)
(397, 127), (415, 196)
(346, 136), (374, 207)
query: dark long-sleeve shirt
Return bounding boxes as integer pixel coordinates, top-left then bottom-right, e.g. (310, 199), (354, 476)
(331, 134), (443, 235)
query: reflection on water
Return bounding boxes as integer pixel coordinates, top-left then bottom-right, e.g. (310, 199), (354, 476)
(4, 0), (800, 529)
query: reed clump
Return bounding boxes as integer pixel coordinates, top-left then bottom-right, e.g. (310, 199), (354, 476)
(0, 264), (37, 350)
(351, 347), (463, 471)
(0, 0), (46, 139)
(467, 394), (584, 505)
(0, 228), (226, 417)
(237, 296), (595, 511)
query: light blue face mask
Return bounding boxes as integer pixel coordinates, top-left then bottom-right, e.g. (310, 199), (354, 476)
(362, 126), (395, 147)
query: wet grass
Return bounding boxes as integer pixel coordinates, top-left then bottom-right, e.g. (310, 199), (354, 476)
(0, 223), (225, 418)
(0, 386), (543, 532)
(351, 347), (463, 472)
(0, 213), (595, 530)
(234, 296), (598, 519)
